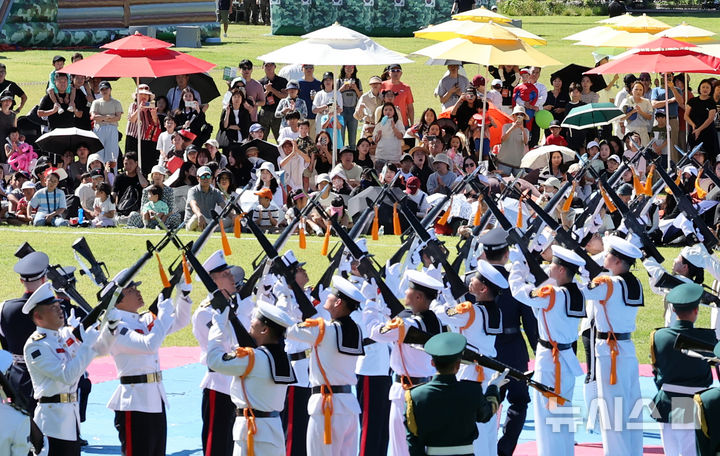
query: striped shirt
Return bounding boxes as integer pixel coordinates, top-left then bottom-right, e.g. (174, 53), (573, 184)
(30, 188), (67, 213)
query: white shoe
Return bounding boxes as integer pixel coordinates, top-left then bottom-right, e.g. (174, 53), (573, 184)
(57, 107), (64, 114)
(223, 33), (227, 37)
(67, 105), (74, 113)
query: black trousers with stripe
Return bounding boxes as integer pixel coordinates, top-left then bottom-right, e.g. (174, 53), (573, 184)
(281, 385), (311, 456)
(47, 436), (80, 456)
(356, 374), (392, 456)
(113, 404), (166, 456)
(201, 388), (236, 456)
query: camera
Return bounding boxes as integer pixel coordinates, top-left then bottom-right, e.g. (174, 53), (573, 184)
(185, 100), (198, 109)
(426, 135), (437, 141)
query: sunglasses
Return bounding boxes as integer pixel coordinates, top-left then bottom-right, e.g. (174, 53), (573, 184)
(390, 69), (402, 73)
(199, 175), (212, 179)
(464, 162), (476, 168)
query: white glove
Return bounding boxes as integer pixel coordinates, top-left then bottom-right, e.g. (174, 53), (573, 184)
(317, 284), (332, 305)
(488, 368), (510, 388)
(66, 308), (80, 328)
(360, 279), (379, 301)
(80, 323), (100, 348)
(212, 307), (231, 333)
(179, 280), (192, 295)
(157, 294), (175, 324)
(508, 246), (524, 266)
(273, 279), (292, 299)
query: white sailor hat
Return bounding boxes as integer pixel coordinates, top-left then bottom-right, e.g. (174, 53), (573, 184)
(477, 227), (508, 253)
(406, 270), (444, 299)
(605, 235), (642, 262)
(532, 228), (554, 253)
(203, 250), (232, 274)
(14, 251), (49, 282)
(254, 300), (295, 329)
(22, 282), (62, 314)
(281, 250), (306, 269)
(551, 245), (585, 272)
(0, 350), (12, 375)
(330, 275), (365, 309)
(474, 260), (509, 290)
(100, 268), (143, 298)
(680, 245), (705, 269)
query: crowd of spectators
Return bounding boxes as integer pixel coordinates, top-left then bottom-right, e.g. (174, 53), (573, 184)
(1, 55), (720, 240)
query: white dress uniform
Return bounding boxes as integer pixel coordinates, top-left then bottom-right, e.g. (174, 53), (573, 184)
(0, 349), (35, 456)
(206, 301), (297, 456)
(582, 237), (644, 456)
(22, 283), (101, 450)
(286, 276), (365, 456)
(509, 247), (587, 456)
(367, 270), (446, 456)
(443, 260), (506, 456)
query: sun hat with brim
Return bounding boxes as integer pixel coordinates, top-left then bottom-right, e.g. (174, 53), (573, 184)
(368, 76), (382, 85)
(511, 105), (529, 120)
(135, 84), (154, 99)
(150, 165), (168, 176)
(410, 146), (428, 156)
(433, 153), (452, 168)
(44, 167), (68, 181)
(256, 161), (279, 182)
(543, 177), (562, 189)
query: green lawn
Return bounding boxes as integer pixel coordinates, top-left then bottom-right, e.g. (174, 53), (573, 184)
(1, 15), (719, 358)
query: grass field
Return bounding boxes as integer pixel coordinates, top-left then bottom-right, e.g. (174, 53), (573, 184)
(1, 15), (719, 359)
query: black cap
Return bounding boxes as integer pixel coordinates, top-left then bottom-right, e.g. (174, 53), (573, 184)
(238, 59), (253, 69)
(98, 80), (112, 90)
(617, 183), (633, 196)
(623, 74), (637, 86)
(549, 120), (561, 127)
(322, 72), (334, 81)
(388, 64), (402, 70)
(90, 168), (104, 178)
(52, 55), (66, 63)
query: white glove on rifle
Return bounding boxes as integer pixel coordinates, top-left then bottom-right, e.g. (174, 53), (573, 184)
(488, 368), (510, 389)
(79, 322), (100, 348)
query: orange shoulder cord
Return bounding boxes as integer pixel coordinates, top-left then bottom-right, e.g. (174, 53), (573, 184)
(600, 185), (617, 213)
(438, 197), (452, 225)
(562, 181), (576, 212)
(534, 285), (564, 407)
(695, 169), (708, 199)
(383, 317), (416, 388)
(234, 214), (243, 238)
(234, 347), (257, 456)
(298, 317), (334, 444)
(644, 165), (655, 196)
(591, 276), (619, 385)
(473, 196), (484, 227)
(450, 302), (483, 382)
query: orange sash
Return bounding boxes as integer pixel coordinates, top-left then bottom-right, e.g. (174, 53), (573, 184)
(591, 276), (619, 385)
(451, 302), (483, 382)
(299, 318), (334, 444)
(235, 347), (257, 456)
(534, 285), (564, 407)
(383, 317), (417, 389)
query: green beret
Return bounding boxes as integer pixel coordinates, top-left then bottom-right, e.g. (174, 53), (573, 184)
(667, 282), (703, 311)
(424, 332), (466, 362)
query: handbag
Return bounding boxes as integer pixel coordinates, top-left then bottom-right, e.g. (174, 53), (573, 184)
(216, 129), (230, 148)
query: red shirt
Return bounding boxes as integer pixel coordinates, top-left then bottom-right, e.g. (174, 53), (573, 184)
(544, 134), (568, 147)
(381, 80), (414, 127)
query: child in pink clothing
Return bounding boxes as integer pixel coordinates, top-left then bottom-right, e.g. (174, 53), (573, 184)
(8, 142), (37, 173)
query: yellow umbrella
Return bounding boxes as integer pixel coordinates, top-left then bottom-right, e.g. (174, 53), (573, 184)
(654, 22), (716, 43)
(598, 12), (634, 25)
(611, 13), (671, 34)
(413, 37), (561, 67)
(574, 30), (656, 48)
(563, 25), (616, 42)
(451, 6), (512, 23)
(414, 20), (545, 46)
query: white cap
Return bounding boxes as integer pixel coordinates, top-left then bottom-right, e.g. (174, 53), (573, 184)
(533, 228), (554, 253)
(197, 166), (212, 177)
(551, 245), (586, 270)
(406, 270), (444, 298)
(331, 275), (365, 308)
(329, 168), (348, 183)
(608, 154), (621, 164)
(254, 300), (295, 328)
(150, 165), (168, 176)
(474, 259), (509, 290)
(544, 177), (562, 189)
(605, 235), (643, 261)
(14, 251), (49, 281)
(21, 181), (36, 190)
(281, 250), (305, 268)
(316, 173), (331, 185)
(0, 350), (12, 375)
(680, 244), (705, 269)
(203, 250), (231, 274)
(682, 165), (698, 176)
(586, 140), (600, 150)
(491, 79), (502, 87)
(592, 52), (610, 64)
(22, 282), (61, 314)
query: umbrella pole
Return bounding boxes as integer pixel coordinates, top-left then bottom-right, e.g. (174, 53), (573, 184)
(684, 73), (689, 153)
(332, 88), (337, 168)
(664, 73), (671, 172)
(478, 66), (489, 174)
(136, 77), (143, 172)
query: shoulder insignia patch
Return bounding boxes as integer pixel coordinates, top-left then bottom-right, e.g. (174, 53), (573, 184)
(206, 321), (213, 329)
(222, 352), (236, 361)
(31, 349), (41, 359)
(31, 333), (46, 341)
(446, 307), (459, 316)
(119, 327), (129, 336)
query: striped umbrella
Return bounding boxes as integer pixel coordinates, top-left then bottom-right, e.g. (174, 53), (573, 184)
(561, 103), (624, 130)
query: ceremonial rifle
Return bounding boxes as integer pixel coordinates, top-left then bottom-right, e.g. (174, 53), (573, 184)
(72, 237), (109, 288)
(651, 273), (720, 308)
(72, 223), (181, 339)
(593, 168), (665, 263)
(673, 332), (720, 379)
(15, 243), (93, 313)
(515, 190), (603, 279)
(380, 183), (471, 300)
(148, 184), (250, 313)
(470, 180), (549, 284)
(240, 183), (328, 300)
(243, 215), (318, 320)
(403, 325), (568, 402)
(310, 203), (405, 317)
(642, 150), (718, 251)
(451, 173), (520, 273)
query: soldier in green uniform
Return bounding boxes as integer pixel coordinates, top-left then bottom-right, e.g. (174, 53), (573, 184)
(404, 332), (508, 456)
(650, 282), (715, 456)
(694, 340), (720, 456)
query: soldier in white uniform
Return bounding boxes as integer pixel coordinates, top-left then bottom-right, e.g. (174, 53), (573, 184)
(509, 246), (588, 456)
(368, 270), (447, 456)
(582, 236), (644, 455)
(23, 282), (103, 456)
(207, 300), (297, 455)
(0, 349), (37, 456)
(192, 250), (255, 456)
(103, 268), (192, 456)
(443, 259), (506, 456)
(286, 276), (365, 456)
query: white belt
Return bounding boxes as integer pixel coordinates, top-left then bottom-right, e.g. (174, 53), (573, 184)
(427, 444), (474, 455)
(661, 383), (706, 395)
(11, 354), (25, 364)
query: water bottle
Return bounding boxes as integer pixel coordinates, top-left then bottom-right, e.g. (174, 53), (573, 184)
(78, 208), (84, 224)
(378, 226), (384, 236)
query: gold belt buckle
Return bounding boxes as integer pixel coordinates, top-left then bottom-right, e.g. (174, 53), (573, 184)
(59, 393), (76, 403)
(146, 372), (162, 383)
(304, 349), (312, 359)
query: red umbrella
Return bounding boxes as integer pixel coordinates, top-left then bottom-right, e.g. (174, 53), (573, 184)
(101, 32), (173, 51)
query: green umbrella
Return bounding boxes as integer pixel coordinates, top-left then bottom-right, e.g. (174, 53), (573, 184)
(561, 102), (624, 130)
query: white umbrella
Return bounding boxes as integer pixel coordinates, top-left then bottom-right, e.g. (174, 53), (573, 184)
(520, 145), (576, 169)
(258, 23), (412, 167)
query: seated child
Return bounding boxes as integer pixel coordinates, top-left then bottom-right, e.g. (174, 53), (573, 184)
(92, 182), (116, 227)
(142, 184), (169, 229)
